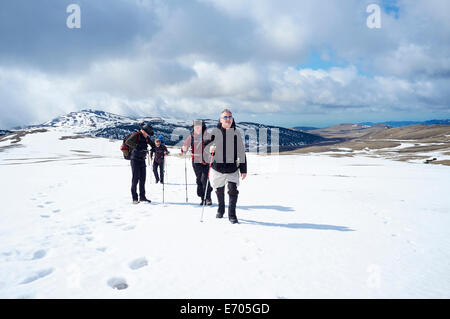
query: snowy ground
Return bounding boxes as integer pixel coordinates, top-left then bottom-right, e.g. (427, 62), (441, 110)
(0, 129), (449, 298)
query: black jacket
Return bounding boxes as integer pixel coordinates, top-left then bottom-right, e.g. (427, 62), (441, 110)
(205, 121), (247, 174)
(125, 132), (155, 161)
(150, 144), (169, 164)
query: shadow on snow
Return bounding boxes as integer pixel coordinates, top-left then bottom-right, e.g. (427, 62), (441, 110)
(237, 205), (295, 212)
(239, 219), (355, 231)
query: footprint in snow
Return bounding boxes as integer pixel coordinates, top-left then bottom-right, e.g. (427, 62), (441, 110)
(107, 277), (128, 290)
(129, 257), (148, 270)
(242, 238), (264, 257)
(20, 268), (54, 284)
(122, 225), (135, 231)
(32, 250), (47, 260)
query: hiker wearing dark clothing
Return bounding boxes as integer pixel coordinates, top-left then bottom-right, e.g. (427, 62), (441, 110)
(181, 120), (213, 205)
(206, 109), (247, 224)
(125, 122), (155, 204)
(150, 136), (169, 184)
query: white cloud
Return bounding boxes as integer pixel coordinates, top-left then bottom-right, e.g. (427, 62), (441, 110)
(160, 61), (267, 100)
(0, 67), (79, 127)
(0, 0), (449, 128)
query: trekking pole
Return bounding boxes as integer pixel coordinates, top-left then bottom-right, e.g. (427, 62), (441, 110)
(147, 151), (153, 184)
(165, 154), (168, 184)
(162, 155), (165, 204)
(151, 156), (154, 183)
(184, 152), (188, 203)
(200, 152), (214, 223)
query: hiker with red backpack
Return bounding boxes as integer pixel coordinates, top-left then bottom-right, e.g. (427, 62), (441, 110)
(181, 120), (213, 206)
(124, 122), (155, 204)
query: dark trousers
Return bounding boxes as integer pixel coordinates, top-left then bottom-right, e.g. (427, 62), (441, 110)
(131, 160), (146, 201)
(193, 162), (212, 201)
(153, 161), (164, 183)
(216, 182), (239, 219)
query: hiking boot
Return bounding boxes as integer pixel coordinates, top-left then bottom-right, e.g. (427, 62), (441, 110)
(132, 200), (139, 205)
(228, 195), (238, 224)
(140, 198), (151, 203)
(205, 199), (212, 206)
(216, 211), (224, 218)
(216, 186), (225, 216)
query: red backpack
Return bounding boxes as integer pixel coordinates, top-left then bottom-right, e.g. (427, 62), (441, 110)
(120, 132), (140, 160)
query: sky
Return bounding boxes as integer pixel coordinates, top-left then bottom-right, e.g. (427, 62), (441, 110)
(0, 0), (449, 129)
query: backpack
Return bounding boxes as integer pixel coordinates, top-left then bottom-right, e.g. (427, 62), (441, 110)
(120, 132), (140, 160)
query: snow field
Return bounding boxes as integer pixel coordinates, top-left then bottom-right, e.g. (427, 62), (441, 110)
(0, 130), (449, 298)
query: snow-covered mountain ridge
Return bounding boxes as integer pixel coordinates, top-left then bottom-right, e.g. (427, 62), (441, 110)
(28, 109), (328, 151)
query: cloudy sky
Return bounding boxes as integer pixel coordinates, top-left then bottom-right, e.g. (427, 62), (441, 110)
(0, 0), (449, 129)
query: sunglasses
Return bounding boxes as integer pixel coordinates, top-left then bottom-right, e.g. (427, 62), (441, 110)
(221, 116), (233, 119)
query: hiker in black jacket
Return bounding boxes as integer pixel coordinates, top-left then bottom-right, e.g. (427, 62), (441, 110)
(150, 136), (169, 184)
(206, 109), (247, 224)
(181, 120), (213, 205)
(125, 122), (155, 204)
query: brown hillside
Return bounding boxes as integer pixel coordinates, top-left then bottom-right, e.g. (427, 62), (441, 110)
(310, 123), (390, 139)
(364, 125), (450, 141)
(282, 124), (450, 166)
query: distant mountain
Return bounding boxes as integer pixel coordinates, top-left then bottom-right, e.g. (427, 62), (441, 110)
(0, 130), (11, 136)
(292, 126), (319, 131)
(29, 109), (327, 151)
(237, 122), (327, 151)
(309, 123), (391, 139)
(359, 119), (450, 127)
(41, 109), (134, 128)
(362, 124), (450, 140)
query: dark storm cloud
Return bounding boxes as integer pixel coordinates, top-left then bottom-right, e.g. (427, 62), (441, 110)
(0, 0), (160, 72)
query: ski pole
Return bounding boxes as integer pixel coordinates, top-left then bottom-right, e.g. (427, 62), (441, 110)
(163, 154), (169, 183)
(184, 152), (188, 203)
(162, 155), (165, 204)
(149, 151), (153, 183)
(147, 150), (153, 184)
(200, 152), (214, 223)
